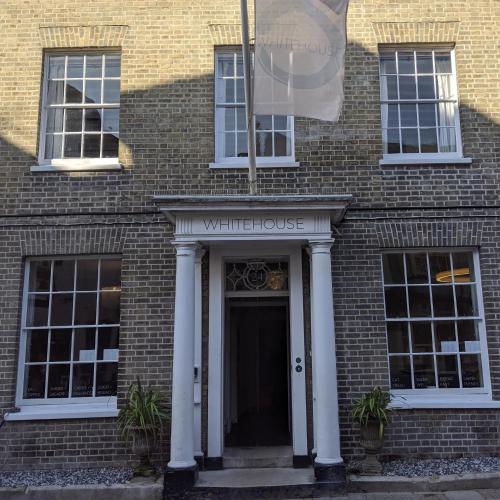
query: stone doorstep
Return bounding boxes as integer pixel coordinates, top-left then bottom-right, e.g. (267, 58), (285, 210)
(0, 476), (163, 500)
(349, 472), (500, 493)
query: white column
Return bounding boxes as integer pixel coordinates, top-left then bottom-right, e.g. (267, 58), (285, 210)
(168, 241), (199, 470)
(309, 240), (343, 466)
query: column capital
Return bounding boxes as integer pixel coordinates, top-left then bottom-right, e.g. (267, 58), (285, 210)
(172, 240), (202, 257)
(308, 239), (335, 254)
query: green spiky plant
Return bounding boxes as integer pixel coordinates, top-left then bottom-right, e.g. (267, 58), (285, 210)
(118, 379), (169, 475)
(351, 387), (391, 438)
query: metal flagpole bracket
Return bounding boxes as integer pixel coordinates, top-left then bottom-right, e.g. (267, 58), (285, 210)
(240, 0), (258, 195)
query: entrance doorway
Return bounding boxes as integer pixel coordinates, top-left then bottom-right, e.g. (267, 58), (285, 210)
(225, 299), (291, 447)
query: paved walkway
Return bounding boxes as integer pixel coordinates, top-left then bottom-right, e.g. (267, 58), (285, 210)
(286, 491), (500, 499)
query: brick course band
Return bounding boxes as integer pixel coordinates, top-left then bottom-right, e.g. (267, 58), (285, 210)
(372, 21), (461, 44)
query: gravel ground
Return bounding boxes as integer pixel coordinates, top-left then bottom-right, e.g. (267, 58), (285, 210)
(383, 457), (500, 477)
(0, 467), (133, 488)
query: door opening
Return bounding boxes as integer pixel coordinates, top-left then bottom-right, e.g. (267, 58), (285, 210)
(224, 298), (291, 447)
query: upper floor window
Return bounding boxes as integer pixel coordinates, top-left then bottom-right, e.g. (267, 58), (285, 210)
(18, 257), (121, 406)
(379, 48), (464, 162)
(39, 52), (121, 167)
(382, 250), (491, 402)
(214, 50), (295, 166)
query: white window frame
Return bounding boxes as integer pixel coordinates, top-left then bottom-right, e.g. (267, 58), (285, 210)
(9, 256), (121, 421)
(32, 50), (122, 173)
(211, 49), (298, 169)
(381, 248), (497, 409)
(378, 46), (471, 166)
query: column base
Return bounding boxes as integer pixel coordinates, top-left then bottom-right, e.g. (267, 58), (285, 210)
(205, 456), (224, 470)
(314, 461), (346, 484)
(164, 464), (199, 497)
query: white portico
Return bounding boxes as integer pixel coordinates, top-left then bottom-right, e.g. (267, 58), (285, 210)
(154, 195), (351, 482)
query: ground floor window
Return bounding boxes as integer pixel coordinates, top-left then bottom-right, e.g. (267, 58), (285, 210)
(18, 256), (121, 404)
(382, 250), (490, 395)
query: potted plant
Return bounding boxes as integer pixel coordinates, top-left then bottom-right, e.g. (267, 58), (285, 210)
(351, 387), (391, 475)
(118, 379), (169, 476)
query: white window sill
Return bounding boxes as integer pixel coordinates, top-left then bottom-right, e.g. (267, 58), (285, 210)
(209, 161), (300, 169)
(4, 404), (118, 421)
(390, 395), (500, 409)
(31, 161), (122, 173)
(380, 156), (472, 166)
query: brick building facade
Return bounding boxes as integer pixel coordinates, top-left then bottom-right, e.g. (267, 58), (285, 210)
(0, 0), (499, 479)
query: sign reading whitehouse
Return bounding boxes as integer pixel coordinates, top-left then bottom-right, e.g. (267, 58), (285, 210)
(202, 216), (305, 232)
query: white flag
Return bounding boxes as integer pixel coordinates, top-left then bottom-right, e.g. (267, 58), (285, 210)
(254, 0), (349, 122)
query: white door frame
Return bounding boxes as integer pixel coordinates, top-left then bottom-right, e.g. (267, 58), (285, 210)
(207, 243), (308, 459)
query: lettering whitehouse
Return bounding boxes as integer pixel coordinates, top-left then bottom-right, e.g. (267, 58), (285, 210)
(202, 217), (305, 232)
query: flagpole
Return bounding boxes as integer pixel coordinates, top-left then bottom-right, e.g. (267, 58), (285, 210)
(240, 0), (258, 195)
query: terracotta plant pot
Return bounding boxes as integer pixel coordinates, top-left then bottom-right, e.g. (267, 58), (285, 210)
(359, 420), (384, 475)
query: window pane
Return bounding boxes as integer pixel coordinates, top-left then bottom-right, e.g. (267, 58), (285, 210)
(435, 53), (452, 73)
(236, 132), (247, 157)
(274, 132), (291, 156)
(46, 108), (64, 133)
(418, 104), (436, 127)
(399, 76), (416, 99)
(417, 76), (435, 99)
(380, 53), (396, 74)
(67, 56), (84, 78)
(382, 104), (399, 128)
(438, 128), (457, 152)
(413, 355), (436, 388)
(45, 134), (63, 160)
(401, 128), (419, 153)
(64, 134), (82, 158)
(411, 322), (433, 352)
(274, 115), (290, 130)
(218, 55), (234, 77)
(24, 365), (46, 399)
(434, 321), (457, 352)
(96, 362), (118, 396)
(452, 252), (474, 282)
(224, 108), (236, 131)
(50, 294), (73, 326)
(432, 286), (455, 317)
(460, 354), (483, 388)
(26, 330), (49, 362)
(218, 79), (235, 103)
(236, 55), (243, 77)
(455, 285), (477, 316)
(47, 364), (70, 398)
(236, 79), (245, 103)
(390, 356), (412, 389)
(102, 134), (119, 157)
(48, 56), (65, 79)
(381, 76), (398, 100)
(255, 115), (272, 130)
(104, 54), (121, 78)
(224, 132), (235, 157)
(103, 79), (120, 103)
(73, 328), (96, 361)
(398, 52), (415, 74)
(47, 80), (64, 105)
(84, 108), (102, 132)
(83, 134), (101, 158)
(100, 260), (121, 290)
(408, 286), (431, 317)
(437, 102), (455, 127)
(65, 108), (83, 132)
(74, 293), (97, 325)
(76, 260), (99, 290)
(66, 80), (84, 103)
(457, 320), (480, 352)
(72, 363), (94, 397)
(53, 260), (75, 291)
(387, 322), (409, 353)
(102, 109), (119, 133)
(382, 254), (405, 284)
(29, 261), (51, 292)
(85, 80), (102, 104)
(437, 355), (459, 388)
(420, 128), (438, 153)
(405, 254), (428, 283)
(97, 327), (120, 361)
(86, 55), (103, 78)
(385, 287), (408, 318)
(99, 292), (120, 324)
(256, 132), (273, 156)
(430, 253), (452, 283)
(236, 108), (246, 131)
(436, 75), (453, 99)
(49, 329), (72, 361)
(27, 294), (49, 327)
(416, 52), (433, 73)
(385, 129), (400, 154)
(400, 104), (417, 127)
